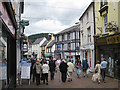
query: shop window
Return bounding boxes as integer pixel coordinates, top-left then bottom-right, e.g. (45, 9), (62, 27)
(0, 32), (7, 88)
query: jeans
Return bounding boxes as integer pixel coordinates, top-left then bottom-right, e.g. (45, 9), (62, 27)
(50, 71), (55, 80)
(101, 68), (106, 82)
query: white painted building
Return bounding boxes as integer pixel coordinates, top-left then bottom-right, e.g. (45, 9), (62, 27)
(79, 2), (95, 71)
(32, 37), (47, 59)
(55, 24), (80, 63)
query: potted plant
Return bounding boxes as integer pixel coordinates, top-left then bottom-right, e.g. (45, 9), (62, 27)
(105, 22), (119, 34)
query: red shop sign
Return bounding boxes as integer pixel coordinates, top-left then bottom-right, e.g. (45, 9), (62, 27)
(0, 2), (15, 37)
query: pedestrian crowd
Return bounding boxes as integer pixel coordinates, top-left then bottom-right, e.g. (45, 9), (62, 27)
(21, 57), (108, 86)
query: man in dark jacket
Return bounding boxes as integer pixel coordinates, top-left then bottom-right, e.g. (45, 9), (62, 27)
(31, 58), (36, 82)
(59, 58), (68, 82)
(49, 57), (56, 80)
(82, 58), (89, 77)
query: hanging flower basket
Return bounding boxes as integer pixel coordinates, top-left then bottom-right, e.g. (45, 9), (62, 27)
(105, 22), (119, 33)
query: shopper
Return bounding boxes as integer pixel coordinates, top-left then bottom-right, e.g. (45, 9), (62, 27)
(42, 61), (49, 85)
(30, 58), (36, 82)
(82, 58), (89, 77)
(101, 58), (108, 83)
(75, 58), (82, 78)
(59, 58), (68, 82)
(92, 61), (102, 84)
(67, 60), (75, 82)
(33, 59), (42, 85)
(49, 57), (56, 80)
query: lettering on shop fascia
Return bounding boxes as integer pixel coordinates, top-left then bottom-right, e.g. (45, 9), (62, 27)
(106, 35), (120, 44)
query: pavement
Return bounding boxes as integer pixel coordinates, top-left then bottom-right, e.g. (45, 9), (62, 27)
(17, 71), (119, 89)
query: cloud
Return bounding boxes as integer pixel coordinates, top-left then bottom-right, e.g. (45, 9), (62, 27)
(25, 19), (69, 36)
(22, 0), (92, 36)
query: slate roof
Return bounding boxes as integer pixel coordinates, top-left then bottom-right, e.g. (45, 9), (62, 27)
(32, 37), (44, 45)
(47, 40), (55, 48)
(41, 40), (48, 47)
(55, 24), (80, 35)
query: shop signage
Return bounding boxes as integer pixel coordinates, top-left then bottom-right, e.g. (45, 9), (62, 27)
(0, 2), (15, 36)
(106, 35), (120, 44)
(69, 52), (71, 55)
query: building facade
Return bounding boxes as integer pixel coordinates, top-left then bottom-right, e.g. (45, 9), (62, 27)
(94, 0), (120, 79)
(79, 2), (95, 71)
(32, 37), (47, 59)
(0, 1), (24, 89)
(54, 25), (80, 63)
(46, 40), (55, 59)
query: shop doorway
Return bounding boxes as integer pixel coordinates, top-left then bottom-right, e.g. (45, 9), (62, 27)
(114, 50), (120, 79)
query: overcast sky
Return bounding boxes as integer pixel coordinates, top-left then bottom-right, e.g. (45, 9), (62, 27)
(22, 0), (92, 36)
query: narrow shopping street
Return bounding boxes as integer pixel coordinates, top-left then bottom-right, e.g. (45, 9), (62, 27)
(0, 0), (120, 90)
(17, 71), (119, 88)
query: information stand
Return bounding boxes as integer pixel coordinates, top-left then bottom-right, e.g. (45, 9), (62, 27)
(20, 62), (31, 85)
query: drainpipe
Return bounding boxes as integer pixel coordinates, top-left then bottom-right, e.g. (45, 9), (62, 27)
(93, 2), (96, 67)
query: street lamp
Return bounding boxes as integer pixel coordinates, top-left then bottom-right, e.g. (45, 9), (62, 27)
(75, 22), (80, 64)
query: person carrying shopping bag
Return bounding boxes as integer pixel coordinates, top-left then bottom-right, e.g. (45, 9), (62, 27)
(75, 58), (82, 78)
(67, 60), (75, 82)
(92, 60), (102, 84)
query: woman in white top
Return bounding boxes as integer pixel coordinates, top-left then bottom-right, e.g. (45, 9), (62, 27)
(67, 60), (75, 82)
(42, 60), (49, 85)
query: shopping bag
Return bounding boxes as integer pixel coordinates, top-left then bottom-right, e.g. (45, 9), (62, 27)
(86, 68), (91, 74)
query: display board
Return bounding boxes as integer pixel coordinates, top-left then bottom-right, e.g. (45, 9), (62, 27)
(21, 62), (31, 79)
(0, 63), (7, 80)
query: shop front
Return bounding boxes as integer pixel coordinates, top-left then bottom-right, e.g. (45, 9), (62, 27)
(0, 2), (17, 89)
(95, 33), (120, 79)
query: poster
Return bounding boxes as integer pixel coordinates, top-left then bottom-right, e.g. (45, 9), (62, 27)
(21, 62), (31, 79)
(0, 63), (7, 80)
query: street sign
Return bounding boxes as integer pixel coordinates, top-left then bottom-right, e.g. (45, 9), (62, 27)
(20, 20), (29, 26)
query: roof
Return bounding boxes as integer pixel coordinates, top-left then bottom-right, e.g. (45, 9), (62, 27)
(32, 37), (44, 45)
(79, 2), (93, 20)
(47, 40), (55, 48)
(41, 40), (48, 47)
(55, 24), (80, 35)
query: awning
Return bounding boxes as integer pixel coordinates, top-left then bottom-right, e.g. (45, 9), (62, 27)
(45, 53), (52, 57)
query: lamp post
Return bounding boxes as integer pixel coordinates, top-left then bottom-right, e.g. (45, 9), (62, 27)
(75, 22), (80, 64)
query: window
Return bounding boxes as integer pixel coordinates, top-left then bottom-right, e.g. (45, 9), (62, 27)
(62, 44), (64, 50)
(104, 14), (108, 33)
(101, 0), (108, 7)
(68, 43), (71, 50)
(57, 36), (59, 41)
(62, 35), (64, 41)
(87, 27), (91, 43)
(67, 33), (70, 40)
